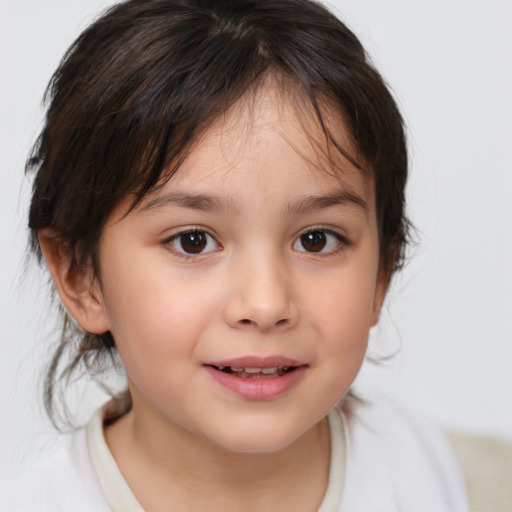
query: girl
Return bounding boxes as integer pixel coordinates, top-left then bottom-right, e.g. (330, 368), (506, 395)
(3, 0), (469, 510)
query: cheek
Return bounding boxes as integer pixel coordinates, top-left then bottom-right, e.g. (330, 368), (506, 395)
(294, 278), (373, 419)
(99, 258), (219, 380)
(309, 268), (377, 339)
(302, 260), (378, 379)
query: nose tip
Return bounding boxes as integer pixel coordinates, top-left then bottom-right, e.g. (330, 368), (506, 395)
(223, 261), (299, 332)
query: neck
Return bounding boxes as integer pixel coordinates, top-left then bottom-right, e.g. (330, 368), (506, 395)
(105, 399), (331, 512)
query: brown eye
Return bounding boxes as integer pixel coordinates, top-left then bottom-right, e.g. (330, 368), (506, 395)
(180, 232), (207, 253)
(300, 231), (326, 252)
(168, 230), (219, 255)
(293, 229), (346, 254)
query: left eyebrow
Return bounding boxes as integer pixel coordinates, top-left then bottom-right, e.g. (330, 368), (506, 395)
(284, 189), (369, 216)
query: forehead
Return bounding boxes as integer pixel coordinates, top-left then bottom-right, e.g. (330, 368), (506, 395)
(141, 81), (374, 211)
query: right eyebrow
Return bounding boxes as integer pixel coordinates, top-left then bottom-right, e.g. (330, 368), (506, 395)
(141, 191), (242, 214)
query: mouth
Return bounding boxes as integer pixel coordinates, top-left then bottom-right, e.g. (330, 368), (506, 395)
(205, 365), (298, 379)
(203, 357), (307, 399)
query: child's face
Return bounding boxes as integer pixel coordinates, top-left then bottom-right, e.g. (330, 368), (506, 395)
(92, 85), (385, 453)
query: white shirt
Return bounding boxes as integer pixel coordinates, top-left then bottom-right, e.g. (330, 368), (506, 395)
(1, 399), (469, 512)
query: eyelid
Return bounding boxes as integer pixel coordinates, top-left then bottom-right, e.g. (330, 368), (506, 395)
(292, 226), (350, 254)
(162, 226), (222, 258)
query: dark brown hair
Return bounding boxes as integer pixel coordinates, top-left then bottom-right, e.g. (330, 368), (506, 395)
(27, 0), (409, 424)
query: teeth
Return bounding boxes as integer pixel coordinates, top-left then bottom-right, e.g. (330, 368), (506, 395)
(233, 366), (280, 374)
(244, 367), (263, 373)
(214, 365), (296, 375)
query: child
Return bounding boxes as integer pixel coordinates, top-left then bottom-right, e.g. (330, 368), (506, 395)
(4, 0), (469, 510)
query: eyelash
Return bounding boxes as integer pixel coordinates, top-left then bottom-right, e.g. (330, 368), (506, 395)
(292, 227), (350, 256)
(163, 228), (221, 260)
(162, 226), (350, 259)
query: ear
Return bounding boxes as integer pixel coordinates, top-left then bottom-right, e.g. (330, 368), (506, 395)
(370, 269), (390, 326)
(38, 229), (110, 334)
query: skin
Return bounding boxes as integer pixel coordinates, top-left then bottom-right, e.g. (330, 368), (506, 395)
(40, 83), (387, 511)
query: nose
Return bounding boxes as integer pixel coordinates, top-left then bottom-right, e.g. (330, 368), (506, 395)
(223, 252), (299, 332)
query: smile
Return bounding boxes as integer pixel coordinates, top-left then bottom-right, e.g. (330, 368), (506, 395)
(209, 365), (297, 378)
(203, 357), (307, 400)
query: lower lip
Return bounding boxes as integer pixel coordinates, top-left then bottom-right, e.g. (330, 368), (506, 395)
(204, 366), (307, 400)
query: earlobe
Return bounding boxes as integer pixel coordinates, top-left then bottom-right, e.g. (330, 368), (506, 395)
(38, 229), (110, 334)
(370, 270), (390, 326)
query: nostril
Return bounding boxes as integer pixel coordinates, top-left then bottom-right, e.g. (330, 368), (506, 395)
(236, 317), (291, 329)
(238, 318), (289, 328)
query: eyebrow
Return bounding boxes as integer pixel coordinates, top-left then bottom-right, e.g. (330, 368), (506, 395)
(142, 192), (242, 214)
(141, 189), (368, 216)
(284, 190), (369, 216)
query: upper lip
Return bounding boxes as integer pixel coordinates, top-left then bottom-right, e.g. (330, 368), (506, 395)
(204, 356), (306, 368)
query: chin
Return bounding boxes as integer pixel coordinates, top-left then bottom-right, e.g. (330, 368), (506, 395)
(218, 436), (295, 455)
(205, 419), (311, 455)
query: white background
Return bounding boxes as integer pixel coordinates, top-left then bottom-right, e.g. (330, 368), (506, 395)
(1, 0), (511, 471)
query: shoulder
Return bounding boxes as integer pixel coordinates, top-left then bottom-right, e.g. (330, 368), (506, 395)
(0, 427), (110, 512)
(338, 398), (469, 512)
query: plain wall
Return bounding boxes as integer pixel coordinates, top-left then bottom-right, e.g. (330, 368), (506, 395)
(1, 0), (511, 475)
